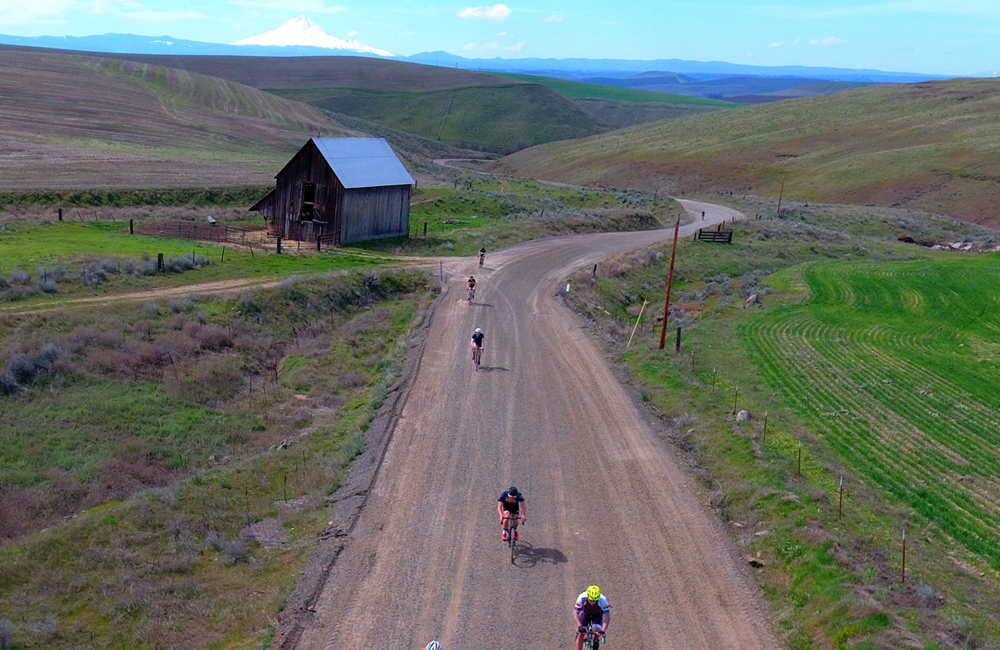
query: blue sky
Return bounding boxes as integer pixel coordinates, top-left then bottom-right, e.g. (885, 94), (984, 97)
(1, 0), (998, 76)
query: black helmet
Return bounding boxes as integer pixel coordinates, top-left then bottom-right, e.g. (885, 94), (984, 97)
(508, 486), (519, 497)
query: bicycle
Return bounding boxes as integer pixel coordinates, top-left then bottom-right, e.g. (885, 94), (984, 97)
(472, 344), (482, 369)
(503, 514), (521, 563)
(478, 252), (485, 268)
(467, 286), (475, 302)
(579, 623), (606, 650)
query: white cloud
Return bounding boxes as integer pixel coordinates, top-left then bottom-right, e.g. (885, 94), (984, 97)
(510, 40), (525, 51)
(809, 36), (849, 47)
(772, 38), (801, 47)
(230, 0), (349, 13)
(462, 42), (477, 50)
(497, 31), (505, 35)
(771, 41), (783, 47)
(463, 40), (525, 52)
(544, 14), (564, 22)
(348, 29), (357, 36)
(457, 4), (511, 20)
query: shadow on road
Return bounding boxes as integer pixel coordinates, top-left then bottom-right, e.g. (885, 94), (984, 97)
(477, 366), (508, 373)
(512, 544), (568, 568)
(467, 302), (494, 309)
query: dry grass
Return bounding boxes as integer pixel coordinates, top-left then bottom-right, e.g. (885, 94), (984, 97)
(0, 47), (355, 190)
(495, 77), (1000, 226)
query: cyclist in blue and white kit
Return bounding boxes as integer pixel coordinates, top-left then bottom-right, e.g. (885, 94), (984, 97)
(574, 585), (611, 650)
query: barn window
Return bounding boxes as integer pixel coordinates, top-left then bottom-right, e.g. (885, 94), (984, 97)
(299, 182), (316, 221)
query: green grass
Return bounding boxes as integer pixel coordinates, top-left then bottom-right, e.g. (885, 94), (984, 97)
(564, 202), (1000, 648)
(740, 255), (1000, 569)
(493, 72), (740, 107)
(0, 270), (432, 650)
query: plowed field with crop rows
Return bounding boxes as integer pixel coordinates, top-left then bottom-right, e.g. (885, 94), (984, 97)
(741, 257), (1000, 568)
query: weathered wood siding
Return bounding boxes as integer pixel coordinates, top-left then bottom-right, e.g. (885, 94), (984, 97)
(253, 139), (412, 246)
(340, 185), (412, 244)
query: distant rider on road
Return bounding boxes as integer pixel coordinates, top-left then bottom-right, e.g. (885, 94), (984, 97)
(471, 327), (484, 360)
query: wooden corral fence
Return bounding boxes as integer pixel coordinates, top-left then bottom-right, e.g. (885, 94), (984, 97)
(134, 221), (268, 247)
(694, 226), (734, 244)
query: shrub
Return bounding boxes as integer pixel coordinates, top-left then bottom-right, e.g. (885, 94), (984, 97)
(25, 615), (58, 642)
(196, 324), (231, 351)
(10, 271), (31, 285)
(168, 314), (187, 330)
(0, 275), (7, 289)
(0, 370), (21, 396)
(167, 295), (195, 313)
(142, 302), (160, 316)
(163, 255), (195, 273)
(37, 278), (58, 293)
(78, 263), (106, 287)
(133, 319), (156, 341)
(98, 258), (120, 274)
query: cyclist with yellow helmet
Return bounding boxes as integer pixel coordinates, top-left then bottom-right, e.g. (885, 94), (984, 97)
(574, 585), (611, 650)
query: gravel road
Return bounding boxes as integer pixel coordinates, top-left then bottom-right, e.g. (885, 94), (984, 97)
(290, 199), (781, 650)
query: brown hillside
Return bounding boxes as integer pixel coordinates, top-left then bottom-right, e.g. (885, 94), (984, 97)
(493, 78), (1000, 225)
(55, 50), (531, 93)
(0, 47), (353, 189)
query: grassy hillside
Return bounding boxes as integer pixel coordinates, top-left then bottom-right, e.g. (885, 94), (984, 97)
(571, 97), (728, 129)
(0, 47), (352, 190)
(81, 51), (530, 92)
(493, 72), (738, 106)
(275, 83), (610, 154)
(494, 77), (1000, 225)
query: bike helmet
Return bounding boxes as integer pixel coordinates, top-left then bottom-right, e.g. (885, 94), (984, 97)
(425, 641), (442, 650)
(475, 328), (482, 333)
(508, 486), (519, 497)
(587, 585), (601, 601)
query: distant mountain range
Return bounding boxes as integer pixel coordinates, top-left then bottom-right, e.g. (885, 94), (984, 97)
(0, 16), (957, 84)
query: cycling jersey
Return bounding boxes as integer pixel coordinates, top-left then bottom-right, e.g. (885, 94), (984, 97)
(498, 491), (523, 514)
(575, 592), (611, 618)
(472, 332), (484, 347)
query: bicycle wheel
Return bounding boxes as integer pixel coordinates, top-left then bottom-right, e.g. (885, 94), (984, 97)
(509, 526), (516, 563)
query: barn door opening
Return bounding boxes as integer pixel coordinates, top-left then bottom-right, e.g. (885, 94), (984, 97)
(299, 182), (316, 221)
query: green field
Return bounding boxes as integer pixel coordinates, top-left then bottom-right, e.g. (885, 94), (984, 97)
(741, 257), (1000, 568)
(494, 72), (740, 107)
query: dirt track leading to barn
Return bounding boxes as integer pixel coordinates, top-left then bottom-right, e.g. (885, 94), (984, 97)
(284, 199), (781, 650)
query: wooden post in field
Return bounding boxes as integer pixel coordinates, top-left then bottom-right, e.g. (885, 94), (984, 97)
(157, 253), (164, 272)
(901, 530), (907, 583)
(423, 222), (428, 236)
(57, 208), (63, 221)
(797, 440), (802, 476)
(763, 411), (768, 443)
(658, 215), (681, 349)
(839, 476), (844, 519)
(316, 235), (321, 252)
(712, 367), (717, 391)
(276, 237), (282, 255)
(776, 173), (786, 219)
(732, 383), (739, 414)
(129, 219), (133, 234)
(675, 326), (682, 353)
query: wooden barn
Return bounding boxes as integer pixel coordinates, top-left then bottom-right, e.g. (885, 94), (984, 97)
(250, 138), (414, 246)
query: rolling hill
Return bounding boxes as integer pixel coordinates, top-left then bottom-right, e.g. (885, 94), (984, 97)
(493, 77), (1000, 225)
(69, 52), (612, 153)
(0, 46), (353, 190)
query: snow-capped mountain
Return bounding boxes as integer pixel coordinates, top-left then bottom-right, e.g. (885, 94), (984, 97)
(231, 16), (392, 57)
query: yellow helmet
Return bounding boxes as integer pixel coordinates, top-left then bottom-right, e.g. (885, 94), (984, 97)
(587, 585), (601, 601)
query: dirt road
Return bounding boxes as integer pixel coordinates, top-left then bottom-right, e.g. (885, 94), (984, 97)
(292, 199), (779, 650)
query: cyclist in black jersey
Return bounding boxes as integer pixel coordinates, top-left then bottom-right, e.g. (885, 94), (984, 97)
(471, 328), (484, 359)
(497, 486), (525, 542)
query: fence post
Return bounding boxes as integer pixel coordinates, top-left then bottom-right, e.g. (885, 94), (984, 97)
(58, 208), (63, 221)
(316, 235), (321, 252)
(423, 222), (427, 236)
(675, 326), (682, 353)
(901, 530), (907, 583)
(276, 237), (282, 254)
(129, 219), (133, 234)
(732, 383), (739, 414)
(763, 411), (768, 443)
(838, 476), (844, 519)
(157, 253), (164, 272)
(797, 440), (802, 476)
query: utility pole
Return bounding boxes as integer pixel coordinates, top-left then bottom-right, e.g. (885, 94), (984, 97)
(658, 215), (681, 350)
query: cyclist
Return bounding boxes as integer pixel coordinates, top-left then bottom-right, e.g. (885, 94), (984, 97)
(497, 486), (525, 542)
(575, 585), (611, 650)
(467, 275), (476, 299)
(478, 246), (486, 267)
(471, 327), (484, 360)
(421, 641), (442, 650)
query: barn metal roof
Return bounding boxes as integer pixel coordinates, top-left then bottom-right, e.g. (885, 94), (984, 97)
(312, 138), (415, 189)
